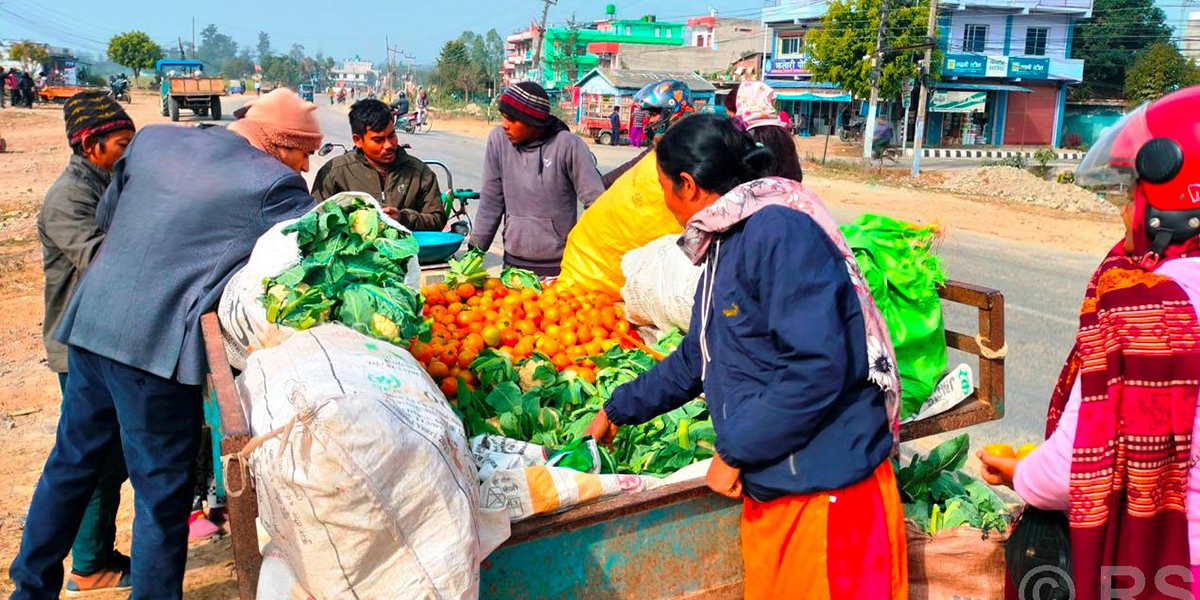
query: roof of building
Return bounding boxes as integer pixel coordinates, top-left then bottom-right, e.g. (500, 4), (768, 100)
(577, 67), (716, 92)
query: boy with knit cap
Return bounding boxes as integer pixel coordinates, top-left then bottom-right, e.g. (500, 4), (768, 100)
(35, 89), (135, 596)
(469, 82), (604, 277)
(9, 88), (321, 600)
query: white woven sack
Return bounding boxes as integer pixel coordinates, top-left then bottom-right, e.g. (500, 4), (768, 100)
(238, 324), (491, 600)
(620, 235), (703, 333)
(218, 192), (421, 370)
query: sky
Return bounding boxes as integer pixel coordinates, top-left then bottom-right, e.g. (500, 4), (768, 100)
(0, 0), (767, 65)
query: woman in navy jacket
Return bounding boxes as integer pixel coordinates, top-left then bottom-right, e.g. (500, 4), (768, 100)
(587, 114), (908, 600)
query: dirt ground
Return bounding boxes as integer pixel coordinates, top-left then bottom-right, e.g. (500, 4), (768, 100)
(0, 94), (1120, 599)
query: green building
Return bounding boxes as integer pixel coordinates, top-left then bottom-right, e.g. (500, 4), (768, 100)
(541, 10), (685, 90)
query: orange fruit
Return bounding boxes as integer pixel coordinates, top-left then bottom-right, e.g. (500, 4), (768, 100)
(503, 295), (522, 309)
(448, 302), (465, 315)
(544, 324), (562, 340)
(428, 360), (450, 379)
(590, 327), (609, 343)
(1016, 443), (1038, 459)
(462, 333), (485, 354)
(481, 326), (502, 348)
(457, 351), (476, 370)
(501, 329), (520, 347)
(430, 305), (447, 319)
(456, 311), (474, 327)
(576, 327), (595, 344)
(439, 347), (458, 365)
(484, 277), (503, 291)
(516, 320), (537, 337)
(520, 288), (538, 301)
(543, 307), (561, 324)
(551, 353), (572, 370)
(484, 310), (500, 324)
(560, 330), (579, 347)
(498, 346), (515, 359)
(467, 322), (484, 334)
(536, 337), (561, 356)
(561, 317), (580, 331)
(456, 283), (476, 299)
(466, 296), (481, 307)
(584, 341), (604, 356)
(566, 345), (586, 361)
(578, 367), (597, 384)
(615, 320), (631, 335)
(441, 377), (458, 397)
(983, 443), (1017, 459)
(599, 339), (618, 352)
(514, 338), (535, 358)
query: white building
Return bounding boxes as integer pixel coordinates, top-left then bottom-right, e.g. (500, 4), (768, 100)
(331, 59), (378, 92)
(1185, 11), (1200, 61)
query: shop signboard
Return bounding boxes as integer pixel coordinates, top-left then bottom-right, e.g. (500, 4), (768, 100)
(1007, 57), (1049, 79)
(943, 54), (1016, 78)
(902, 78), (913, 108)
(930, 90), (987, 113)
(766, 57), (810, 76)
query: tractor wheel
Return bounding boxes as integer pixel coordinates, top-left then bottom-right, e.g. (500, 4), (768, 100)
(168, 96), (180, 122)
(596, 131), (611, 145)
(209, 96), (222, 121)
(160, 96), (169, 117)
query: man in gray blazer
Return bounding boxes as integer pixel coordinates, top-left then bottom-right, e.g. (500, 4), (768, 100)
(9, 89), (323, 600)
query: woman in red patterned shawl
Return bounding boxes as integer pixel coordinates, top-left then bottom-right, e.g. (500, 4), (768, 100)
(979, 85), (1200, 600)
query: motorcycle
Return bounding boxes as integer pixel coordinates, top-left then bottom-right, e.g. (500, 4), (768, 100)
(839, 120), (864, 143)
(316, 142), (476, 236)
(108, 76), (131, 103)
(394, 110), (433, 135)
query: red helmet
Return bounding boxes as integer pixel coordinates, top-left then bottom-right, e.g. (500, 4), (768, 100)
(1077, 86), (1200, 255)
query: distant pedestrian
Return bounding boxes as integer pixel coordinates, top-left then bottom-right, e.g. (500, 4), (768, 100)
(254, 79), (261, 96)
(629, 105), (646, 148)
(20, 72), (35, 108)
(609, 106), (620, 146)
(7, 69), (19, 108)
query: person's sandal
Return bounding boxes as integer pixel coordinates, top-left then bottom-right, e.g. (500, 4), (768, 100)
(189, 510), (221, 541)
(64, 566), (131, 597)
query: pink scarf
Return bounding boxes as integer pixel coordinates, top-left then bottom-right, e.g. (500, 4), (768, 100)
(679, 177), (902, 445)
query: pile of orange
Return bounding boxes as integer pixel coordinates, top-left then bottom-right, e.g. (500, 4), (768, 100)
(410, 278), (636, 398)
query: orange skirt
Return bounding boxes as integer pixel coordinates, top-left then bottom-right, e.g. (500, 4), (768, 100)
(740, 460), (908, 600)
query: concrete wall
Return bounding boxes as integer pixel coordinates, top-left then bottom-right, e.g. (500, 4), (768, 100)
(944, 11), (1073, 60)
(621, 18), (765, 73)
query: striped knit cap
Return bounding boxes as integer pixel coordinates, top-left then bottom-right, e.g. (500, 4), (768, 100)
(499, 82), (553, 127)
(63, 90), (134, 146)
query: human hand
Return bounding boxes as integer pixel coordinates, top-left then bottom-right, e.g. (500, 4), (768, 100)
(707, 452), (743, 499)
(381, 206), (402, 220)
(585, 409), (618, 447)
(977, 451), (1018, 489)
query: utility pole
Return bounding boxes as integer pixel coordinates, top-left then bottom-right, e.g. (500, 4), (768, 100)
(862, 0), (891, 158)
(531, 0), (558, 85)
(191, 16), (195, 59)
(911, 0), (939, 177)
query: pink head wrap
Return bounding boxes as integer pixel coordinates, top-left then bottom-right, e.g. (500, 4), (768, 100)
(734, 81), (787, 131)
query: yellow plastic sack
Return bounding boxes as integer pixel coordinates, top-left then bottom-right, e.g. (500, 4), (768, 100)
(559, 150), (683, 295)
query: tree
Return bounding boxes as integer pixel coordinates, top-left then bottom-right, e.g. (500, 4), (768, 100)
(485, 29), (505, 95)
(433, 40), (471, 101)
(1124, 42), (1200, 104)
(197, 24), (238, 74)
(805, 0), (935, 100)
(225, 48), (255, 79)
(288, 43), (306, 62)
(107, 30), (163, 84)
(257, 32), (273, 62)
(1072, 0), (1171, 97)
(8, 40), (49, 73)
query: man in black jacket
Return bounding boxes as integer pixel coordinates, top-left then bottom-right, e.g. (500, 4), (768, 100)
(311, 99), (445, 231)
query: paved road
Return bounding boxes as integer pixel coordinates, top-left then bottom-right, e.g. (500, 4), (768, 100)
(225, 95), (1097, 450)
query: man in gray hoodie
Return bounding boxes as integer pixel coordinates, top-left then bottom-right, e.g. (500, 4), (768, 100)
(468, 82), (604, 277)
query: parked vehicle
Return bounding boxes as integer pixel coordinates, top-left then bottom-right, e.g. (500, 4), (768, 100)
(839, 119), (865, 143)
(298, 83), (315, 103)
(229, 79), (245, 95)
(579, 97), (632, 145)
(156, 59), (226, 122)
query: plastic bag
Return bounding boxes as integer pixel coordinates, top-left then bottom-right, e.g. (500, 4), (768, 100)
(218, 192), (421, 370)
(559, 151), (682, 295)
(239, 324), (500, 600)
(620, 234), (703, 334)
(840, 215), (947, 419)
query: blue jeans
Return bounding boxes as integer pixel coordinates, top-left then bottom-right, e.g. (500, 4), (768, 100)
(55, 373), (128, 576)
(10, 347), (201, 600)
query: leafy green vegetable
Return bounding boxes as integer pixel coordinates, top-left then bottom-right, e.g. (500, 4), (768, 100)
(445, 247), (487, 289)
(455, 339), (715, 476)
(898, 434), (1010, 535)
(500, 266), (543, 291)
(261, 198), (428, 346)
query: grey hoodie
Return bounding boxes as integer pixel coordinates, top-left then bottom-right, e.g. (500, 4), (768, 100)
(469, 121), (604, 276)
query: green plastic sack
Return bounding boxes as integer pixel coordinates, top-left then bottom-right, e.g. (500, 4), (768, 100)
(840, 214), (947, 419)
